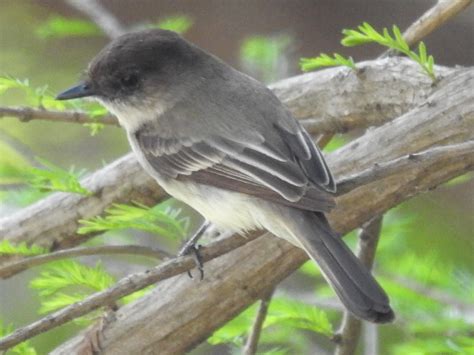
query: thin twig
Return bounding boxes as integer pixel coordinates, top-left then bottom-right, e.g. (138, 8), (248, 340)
(0, 107), (119, 126)
(243, 287), (275, 355)
(383, 0), (473, 57)
(335, 141), (474, 196)
(0, 232), (260, 351)
(363, 322), (378, 355)
(64, 0), (127, 39)
(0, 245), (173, 279)
(334, 216), (384, 355)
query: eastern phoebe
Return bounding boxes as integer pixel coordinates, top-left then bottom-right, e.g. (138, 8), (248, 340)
(57, 29), (394, 323)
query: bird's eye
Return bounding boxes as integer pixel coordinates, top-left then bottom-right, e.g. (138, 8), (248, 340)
(120, 72), (139, 88)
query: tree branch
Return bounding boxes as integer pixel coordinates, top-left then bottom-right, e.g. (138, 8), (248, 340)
(63, 0), (126, 39)
(0, 107), (119, 126)
(243, 288), (275, 355)
(0, 232), (260, 350)
(1, 136), (472, 351)
(334, 216), (383, 355)
(47, 65), (473, 352)
(384, 0), (472, 57)
(0, 59), (459, 260)
(0, 245), (173, 279)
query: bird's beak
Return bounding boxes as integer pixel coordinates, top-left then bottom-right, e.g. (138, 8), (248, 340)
(56, 82), (95, 100)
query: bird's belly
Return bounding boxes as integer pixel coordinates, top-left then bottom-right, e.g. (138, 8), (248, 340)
(159, 178), (264, 233)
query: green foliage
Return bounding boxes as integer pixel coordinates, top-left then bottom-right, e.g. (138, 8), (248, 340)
(78, 201), (189, 239)
(30, 260), (115, 314)
(149, 15), (193, 34)
(0, 239), (47, 256)
(300, 53), (355, 71)
(0, 321), (37, 355)
(0, 76), (69, 110)
(27, 157), (91, 196)
(240, 35), (292, 83)
(208, 297), (332, 352)
(342, 22), (436, 80)
(35, 16), (101, 39)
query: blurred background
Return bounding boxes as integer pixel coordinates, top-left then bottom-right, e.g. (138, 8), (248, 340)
(0, 1), (473, 354)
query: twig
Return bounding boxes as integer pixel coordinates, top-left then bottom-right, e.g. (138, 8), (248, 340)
(0, 107), (119, 126)
(383, 0), (473, 57)
(243, 287), (275, 355)
(0, 232), (260, 351)
(335, 141), (474, 196)
(363, 322), (378, 355)
(0, 245), (173, 279)
(64, 0), (126, 39)
(334, 216), (384, 355)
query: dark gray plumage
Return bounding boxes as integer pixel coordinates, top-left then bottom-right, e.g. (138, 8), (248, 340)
(57, 29), (394, 323)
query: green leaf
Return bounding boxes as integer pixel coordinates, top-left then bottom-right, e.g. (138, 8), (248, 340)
(240, 34), (292, 83)
(26, 157), (91, 196)
(300, 53), (355, 72)
(265, 298), (333, 337)
(418, 41), (427, 64)
(30, 260), (115, 299)
(77, 201), (189, 239)
(0, 239), (47, 256)
(149, 15), (193, 34)
(36, 16), (101, 39)
(340, 22), (436, 81)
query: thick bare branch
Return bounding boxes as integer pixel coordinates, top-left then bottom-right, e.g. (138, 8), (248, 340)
(0, 138), (474, 349)
(0, 59), (458, 259)
(48, 65), (473, 353)
(334, 216), (383, 355)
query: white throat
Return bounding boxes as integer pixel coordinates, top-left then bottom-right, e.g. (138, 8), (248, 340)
(97, 98), (168, 132)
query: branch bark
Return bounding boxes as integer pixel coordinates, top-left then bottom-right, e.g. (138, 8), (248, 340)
(0, 58), (456, 261)
(64, 0), (126, 39)
(50, 66), (473, 353)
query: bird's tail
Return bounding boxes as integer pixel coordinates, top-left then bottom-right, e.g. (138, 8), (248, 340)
(280, 210), (394, 323)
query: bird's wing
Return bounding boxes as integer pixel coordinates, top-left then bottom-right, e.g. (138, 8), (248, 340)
(134, 120), (336, 212)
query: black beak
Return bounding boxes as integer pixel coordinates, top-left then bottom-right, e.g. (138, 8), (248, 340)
(56, 82), (95, 100)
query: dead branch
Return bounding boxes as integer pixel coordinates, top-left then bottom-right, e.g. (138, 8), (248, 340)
(0, 58), (458, 261)
(64, 0), (126, 39)
(48, 65), (473, 353)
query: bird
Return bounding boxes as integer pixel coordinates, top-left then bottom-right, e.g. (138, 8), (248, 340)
(57, 29), (394, 323)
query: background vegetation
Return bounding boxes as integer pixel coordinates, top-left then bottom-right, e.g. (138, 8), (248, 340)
(0, 1), (472, 354)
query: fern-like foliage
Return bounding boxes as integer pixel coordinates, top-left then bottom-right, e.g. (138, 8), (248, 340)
(300, 53), (355, 71)
(342, 22), (436, 80)
(30, 260), (115, 314)
(208, 297), (332, 352)
(0, 239), (47, 256)
(78, 201), (189, 239)
(27, 157), (91, 196)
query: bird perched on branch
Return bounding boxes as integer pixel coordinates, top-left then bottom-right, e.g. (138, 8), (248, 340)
(57, 29), (394, 323)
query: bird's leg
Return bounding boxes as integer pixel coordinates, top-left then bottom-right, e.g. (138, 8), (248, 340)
(178, 220), (211, 280)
